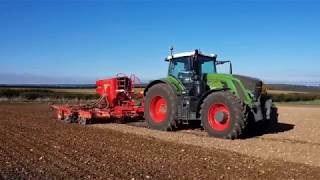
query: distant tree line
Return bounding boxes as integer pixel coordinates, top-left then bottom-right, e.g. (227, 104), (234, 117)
(266, 84), (320, 93)
(270, 93), (320, 102)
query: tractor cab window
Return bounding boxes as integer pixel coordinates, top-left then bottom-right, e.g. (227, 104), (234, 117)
(168, 57), (189, 78)
(198, 57), (216, 74)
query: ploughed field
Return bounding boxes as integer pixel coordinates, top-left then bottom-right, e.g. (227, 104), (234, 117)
(0, 103), (320, 179)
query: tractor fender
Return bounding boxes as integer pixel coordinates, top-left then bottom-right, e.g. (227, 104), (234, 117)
(144, 80), (177, 96)
(196, 88), (230, 117)
(144, 80), (165, 96)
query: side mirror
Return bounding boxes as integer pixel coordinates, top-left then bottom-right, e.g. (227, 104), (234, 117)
(215, 60), (233, 74)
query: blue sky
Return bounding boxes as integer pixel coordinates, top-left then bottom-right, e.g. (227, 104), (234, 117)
(0, 0), (319, 84)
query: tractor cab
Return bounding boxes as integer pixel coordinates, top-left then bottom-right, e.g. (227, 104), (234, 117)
(165, 50), (217, 83)
(165, 50), (233, 85)
(165, 50), (233, 96)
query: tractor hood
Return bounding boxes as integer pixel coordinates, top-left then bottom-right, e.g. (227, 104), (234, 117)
(206, 73), (263, 99)
(232, 74), (262, 85)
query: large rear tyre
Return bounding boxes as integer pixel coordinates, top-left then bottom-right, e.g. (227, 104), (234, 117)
(200, 91), (248, 139)
(144, 83), (179, 131)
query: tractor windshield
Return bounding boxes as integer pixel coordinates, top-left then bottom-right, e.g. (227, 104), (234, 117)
(197, 56), (216, 74)
(168, 57), (190, 78)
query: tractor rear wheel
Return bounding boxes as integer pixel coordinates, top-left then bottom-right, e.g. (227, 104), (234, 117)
(200, 91), (248, 139)
(144, 83), (179, 131)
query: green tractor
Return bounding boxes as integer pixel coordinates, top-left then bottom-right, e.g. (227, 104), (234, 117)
(144, 49), (278, 139)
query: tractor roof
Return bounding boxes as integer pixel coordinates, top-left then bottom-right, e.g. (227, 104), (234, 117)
(165, 50), (217, 61)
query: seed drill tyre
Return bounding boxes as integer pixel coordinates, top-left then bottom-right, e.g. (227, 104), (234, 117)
(78, 117), (87, 125)
(144, 83), (178, 131)
(64, 116), (72, 123)
(200, 91), (248, 139)
(58, 112), (72, 123)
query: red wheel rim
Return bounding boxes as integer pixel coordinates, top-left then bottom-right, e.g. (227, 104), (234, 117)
(208, 103), (230, 131)
(149, 96), (167, 123)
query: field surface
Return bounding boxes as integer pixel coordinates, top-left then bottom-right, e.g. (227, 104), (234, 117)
(0, 103), (320, 179)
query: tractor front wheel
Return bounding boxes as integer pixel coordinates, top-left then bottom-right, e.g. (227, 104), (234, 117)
(144, 83), (178, 131)
(200, 91), (248, 139)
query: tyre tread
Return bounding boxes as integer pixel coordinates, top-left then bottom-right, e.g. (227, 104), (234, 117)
(200, 91), (248, 139)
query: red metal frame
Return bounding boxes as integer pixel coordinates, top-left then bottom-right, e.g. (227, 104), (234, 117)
(51, 74), (144, 124)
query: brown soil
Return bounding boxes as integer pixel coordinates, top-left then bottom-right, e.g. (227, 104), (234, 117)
(96, 104), (320, 167)
(0, 103), (319, 179)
